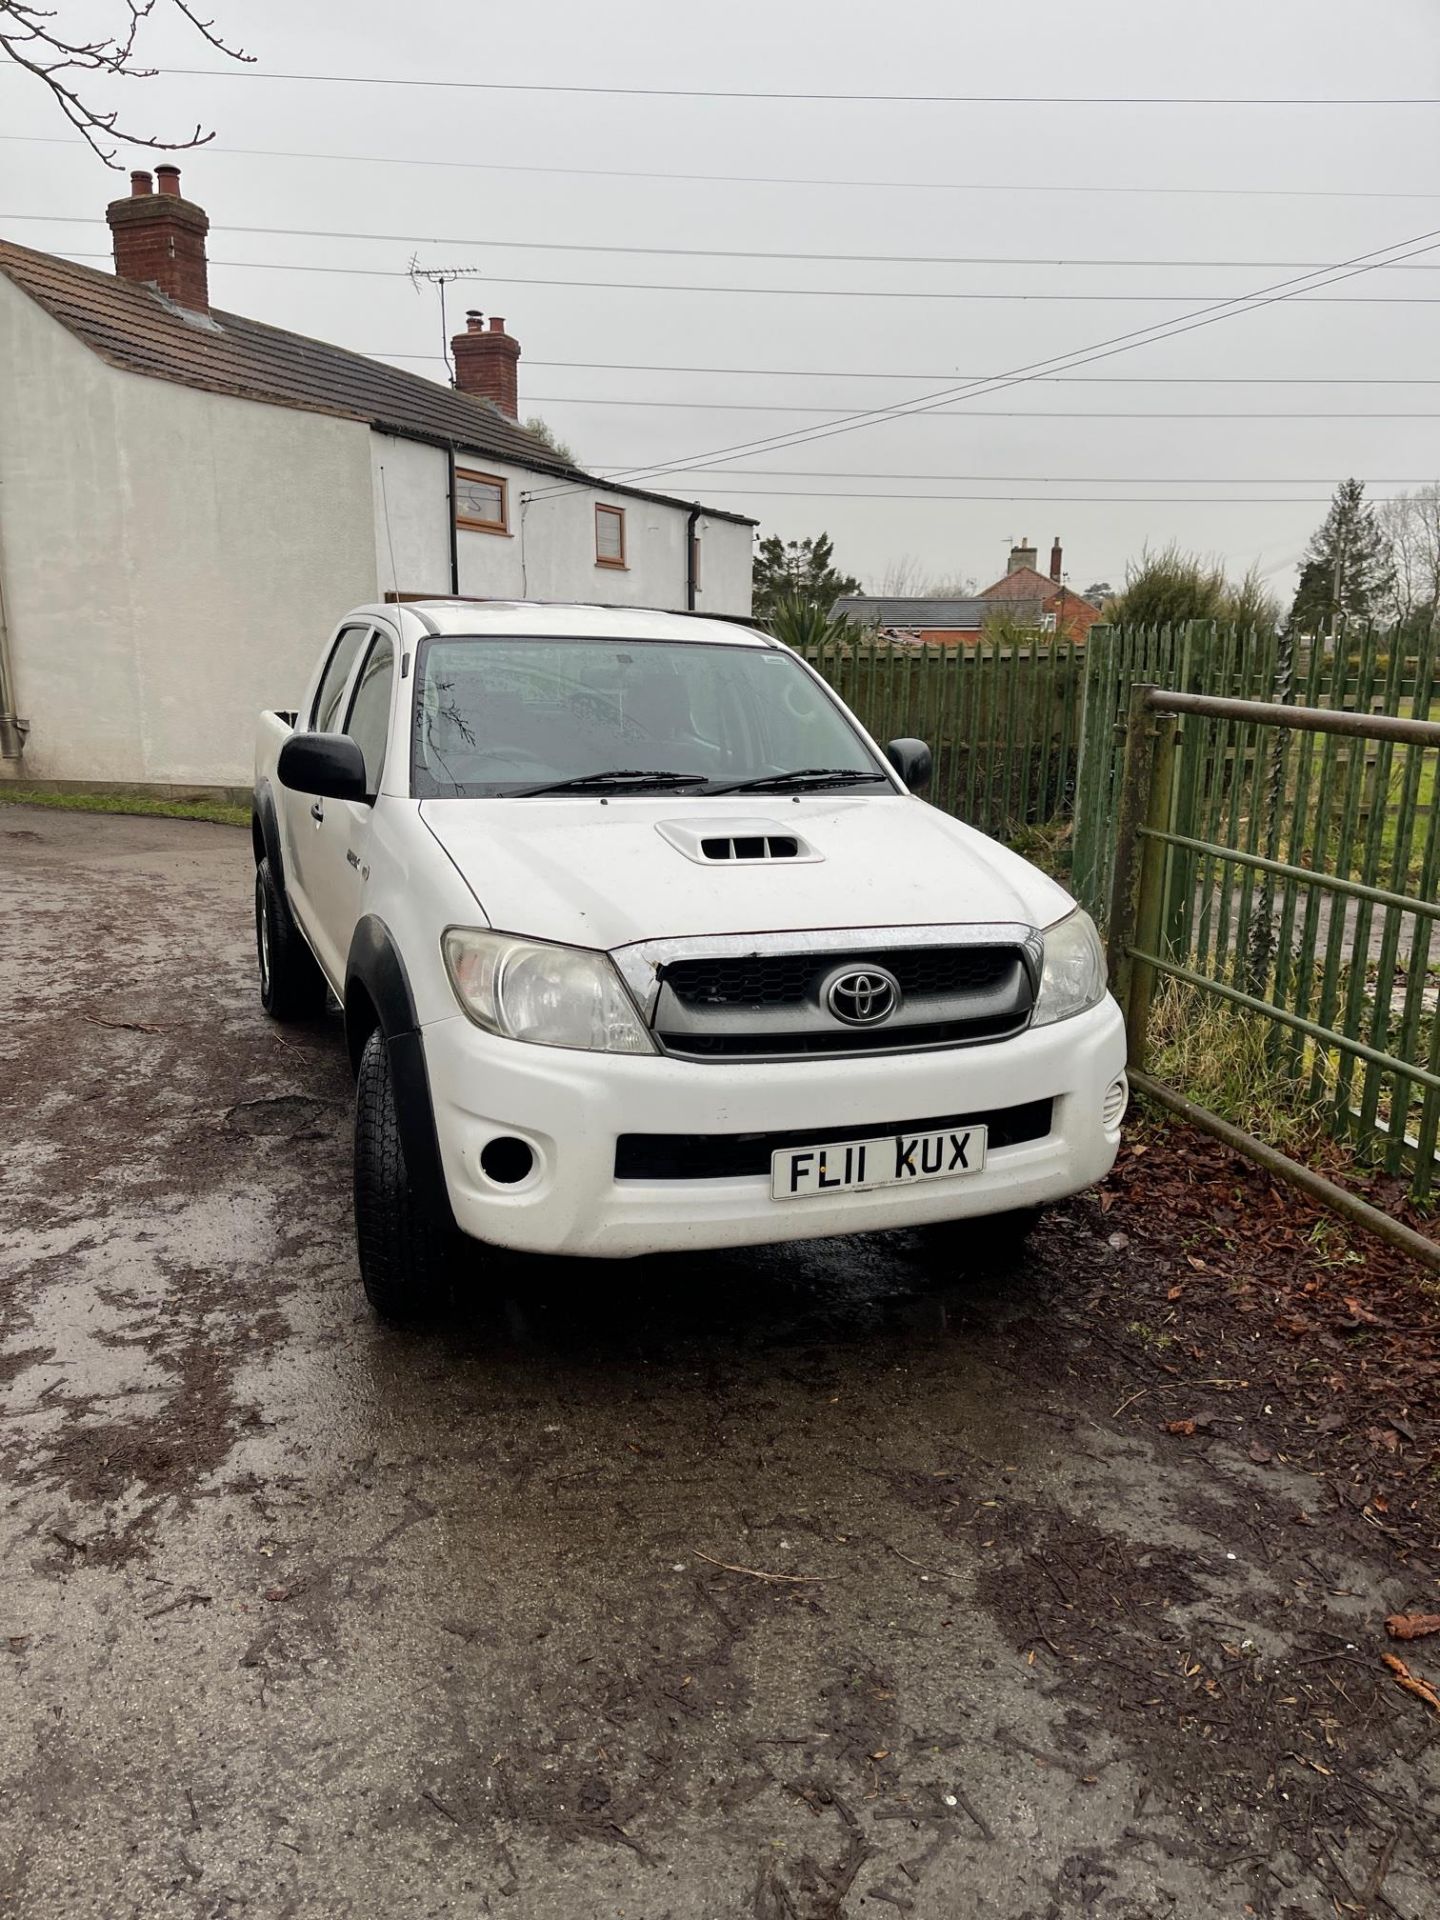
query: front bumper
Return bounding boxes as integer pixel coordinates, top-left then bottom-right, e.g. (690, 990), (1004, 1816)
(422, 997), (1127, 1258)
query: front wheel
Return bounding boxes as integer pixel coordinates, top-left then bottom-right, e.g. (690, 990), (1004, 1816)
(353, 1029), (454, 1322)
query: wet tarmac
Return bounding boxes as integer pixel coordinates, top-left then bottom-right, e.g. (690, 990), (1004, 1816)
(2, 806), (1433, 1919)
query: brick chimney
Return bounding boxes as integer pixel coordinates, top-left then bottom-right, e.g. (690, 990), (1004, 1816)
(1049, 537), (1063, 583)
(1006, 537), (1038, 575)
(451, 311), (521, 418)
(106, 166), (210, 313)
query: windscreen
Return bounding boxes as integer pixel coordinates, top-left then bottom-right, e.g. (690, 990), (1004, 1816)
(410, 636), (886, 797)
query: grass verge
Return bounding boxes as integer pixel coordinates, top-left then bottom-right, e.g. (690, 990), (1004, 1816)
(0, 787), (248, 829)
(1145, 974), (1334, 1159)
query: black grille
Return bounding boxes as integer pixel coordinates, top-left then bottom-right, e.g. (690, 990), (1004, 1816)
(615, 1099), (1053, 1181)
(669, 1013), (1025, 1057)
(662, 945), (1017, 1009)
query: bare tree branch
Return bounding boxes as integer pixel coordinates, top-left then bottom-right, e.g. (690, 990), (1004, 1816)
(0, 1), (251, 166)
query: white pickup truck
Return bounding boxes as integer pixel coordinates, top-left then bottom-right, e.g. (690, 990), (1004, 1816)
(253, 600), (1127, 1320)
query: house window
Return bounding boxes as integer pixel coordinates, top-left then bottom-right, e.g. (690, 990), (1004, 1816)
(595, 503), (627, 569)
(455, 468), (508, 533)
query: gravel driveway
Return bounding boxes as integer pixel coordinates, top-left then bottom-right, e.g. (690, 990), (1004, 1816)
(2, 805), (1435, 1920)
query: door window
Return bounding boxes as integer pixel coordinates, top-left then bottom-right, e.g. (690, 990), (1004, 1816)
(344, 633), (396, 797)
(312, 625), (370, 731)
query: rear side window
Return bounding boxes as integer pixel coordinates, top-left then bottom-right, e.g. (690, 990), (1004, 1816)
(345, 634), (396, 796)
(312, 625), (370, 731)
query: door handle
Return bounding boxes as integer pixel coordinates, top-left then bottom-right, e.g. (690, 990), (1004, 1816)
(310, 800), (325, 823)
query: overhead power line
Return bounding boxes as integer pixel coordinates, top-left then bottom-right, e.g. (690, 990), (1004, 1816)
(519, 361), (1440, 387)
(524, 223), (1440, 498)
(645, 489), (1416, 504)
(518, 394), (1440, 421)
(11, 213), (1440, 272)
(38, 250), (1440, 305)
(4, 131), (1435, 203)
(158, 67), (1440, 105)
(590, 468), (1440, 484)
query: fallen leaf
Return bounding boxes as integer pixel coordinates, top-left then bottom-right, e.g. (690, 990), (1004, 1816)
(1340, 1297), (1382, 1327)
(1098, 1190), (1116, 1214)
(264, 1586), (291, 1603)
(1186, 1255), (1207, 1272)
(1248, 1442), (1273, 1465)
(1386, 1614), (1440, 1642)
(1381, 1653), (1440, 1714)
(1164, 1414), (1213, 1437)
(1166, 1285), (1184, 1302)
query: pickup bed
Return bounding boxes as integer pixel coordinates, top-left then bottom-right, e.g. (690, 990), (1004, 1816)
(253, 599), (1127, 1321)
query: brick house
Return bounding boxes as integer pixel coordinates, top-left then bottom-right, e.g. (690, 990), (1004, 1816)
(835, 539), (1103, 646)
(978, 539), (1104, 642)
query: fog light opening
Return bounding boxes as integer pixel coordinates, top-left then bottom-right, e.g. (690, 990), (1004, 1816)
(480, 1135), (536, 1186)
(1104, 1074), (1130, 1129)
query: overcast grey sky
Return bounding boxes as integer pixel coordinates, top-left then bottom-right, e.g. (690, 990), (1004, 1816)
(3, 0), (1438, 597)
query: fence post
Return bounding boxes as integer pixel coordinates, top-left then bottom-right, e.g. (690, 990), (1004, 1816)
(1107, 685), (1179, 1069)
(1105, 683), (1158, 1023)
(1128, 712), (1179, 1070)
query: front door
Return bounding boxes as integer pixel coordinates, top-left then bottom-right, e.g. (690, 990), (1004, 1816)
(284, 621), (372, 973)
(300, 628), (397, 985)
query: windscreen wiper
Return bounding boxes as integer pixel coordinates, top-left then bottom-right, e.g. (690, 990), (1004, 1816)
(512, 769), (711, 797)
(706, 767), (891, 796)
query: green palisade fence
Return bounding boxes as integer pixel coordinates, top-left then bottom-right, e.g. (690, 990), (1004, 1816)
(800, 635), (1085, 842)
(805, 620), (1432, 921)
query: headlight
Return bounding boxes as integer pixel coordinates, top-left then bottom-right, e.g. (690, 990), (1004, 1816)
(1031, 907), (1108, 1027)
(442, 928), (655, 1054)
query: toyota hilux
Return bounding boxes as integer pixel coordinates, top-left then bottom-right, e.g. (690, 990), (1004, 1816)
(252, 600), (1127, 1320)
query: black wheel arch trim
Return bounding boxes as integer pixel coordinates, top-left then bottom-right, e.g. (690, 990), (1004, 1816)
(252, 780), (286, 888)
(346, 915), (453, 1222)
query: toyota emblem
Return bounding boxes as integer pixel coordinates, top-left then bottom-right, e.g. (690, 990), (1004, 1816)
(825, 965), (901, 1026)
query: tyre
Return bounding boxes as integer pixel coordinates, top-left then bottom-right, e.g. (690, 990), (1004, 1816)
(254, 856), (326, 1020)
(923, 1205), (1045, 1268)
(353, 1028), (453, 1322)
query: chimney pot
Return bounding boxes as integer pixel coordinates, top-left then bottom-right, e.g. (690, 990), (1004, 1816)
(489, 315), (506, 332)
(465, 310), (484, 332)
(1049, 537), (1063, 583)
(155, 164), (181, 195)
(130, 169), (154, 197)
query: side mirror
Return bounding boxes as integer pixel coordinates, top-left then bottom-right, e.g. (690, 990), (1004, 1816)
(885, 737), (932, 793)
(278, 732), (369, 803)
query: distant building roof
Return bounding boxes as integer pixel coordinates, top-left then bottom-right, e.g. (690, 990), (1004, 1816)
(834, 595), (1045, 627)
(0, 239), (756, 524)
(980, 565), (1100, 611)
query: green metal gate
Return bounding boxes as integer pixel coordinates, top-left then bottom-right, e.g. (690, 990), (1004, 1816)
(1106, 684), (1440, 1260)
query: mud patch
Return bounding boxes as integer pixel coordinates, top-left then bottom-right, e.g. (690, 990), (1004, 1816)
(972, 1500), (1438, 1917)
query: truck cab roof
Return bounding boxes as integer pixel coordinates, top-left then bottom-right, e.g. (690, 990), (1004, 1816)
(364, 601), (775, 646)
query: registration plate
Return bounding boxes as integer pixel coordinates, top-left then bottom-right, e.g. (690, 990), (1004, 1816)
(771, 1126), (988, 1200)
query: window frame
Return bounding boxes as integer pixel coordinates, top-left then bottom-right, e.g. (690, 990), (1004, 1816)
(455, 467), (510, 535)
(310, 623), (372, 732)
(342, 629), (397, 800)
(595, 503), (628, 570)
